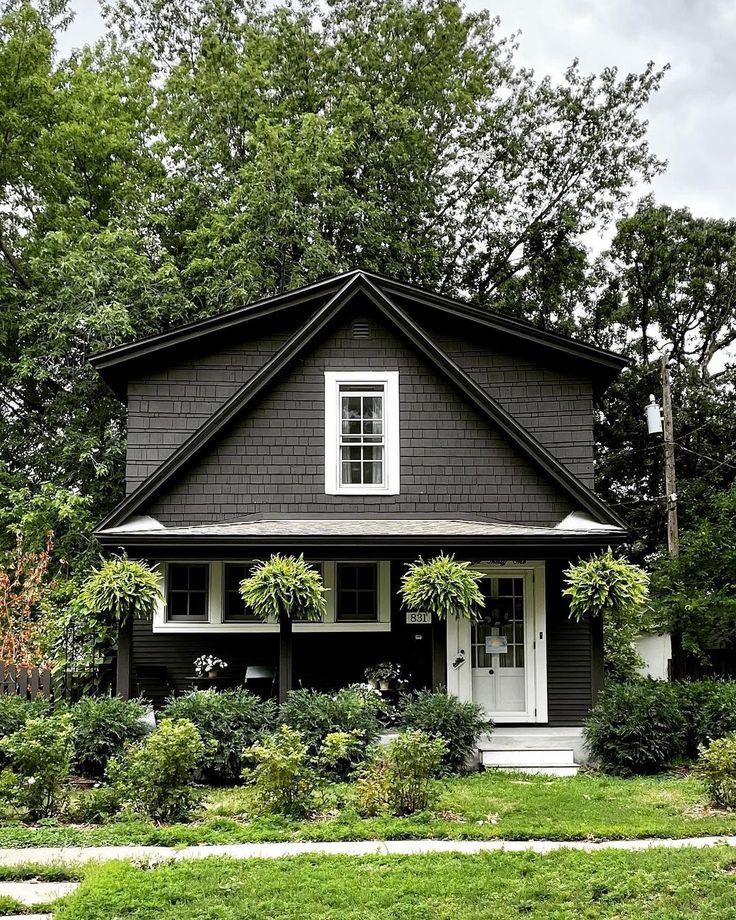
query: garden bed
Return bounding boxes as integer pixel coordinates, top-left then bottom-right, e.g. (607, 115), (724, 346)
(45, 847), (736, 919)
(0, 772), (734, 848)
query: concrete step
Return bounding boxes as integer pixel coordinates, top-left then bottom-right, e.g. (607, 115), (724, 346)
(481, 748), (576, 767)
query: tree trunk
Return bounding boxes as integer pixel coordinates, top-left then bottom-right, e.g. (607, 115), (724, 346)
(116, 616), (133, 699)
(278, 612), (293, 703)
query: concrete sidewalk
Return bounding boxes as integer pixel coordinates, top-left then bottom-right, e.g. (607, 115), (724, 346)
(0, 835), (734, 866)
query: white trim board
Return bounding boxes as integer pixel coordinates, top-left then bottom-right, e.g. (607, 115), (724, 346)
(445, 561), (548, 724)
(324, 370), (400, 495)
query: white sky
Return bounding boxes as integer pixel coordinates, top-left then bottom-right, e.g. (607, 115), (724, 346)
(59, 0), (736, 224)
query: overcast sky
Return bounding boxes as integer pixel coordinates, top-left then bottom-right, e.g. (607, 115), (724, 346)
(59, 0), (736, 225)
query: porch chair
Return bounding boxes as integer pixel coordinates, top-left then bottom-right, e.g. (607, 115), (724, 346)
(244, 665), (277, 698)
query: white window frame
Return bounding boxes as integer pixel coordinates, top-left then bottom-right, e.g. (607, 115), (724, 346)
(324, 371), (400, 495)
(153, 560), (391, 633)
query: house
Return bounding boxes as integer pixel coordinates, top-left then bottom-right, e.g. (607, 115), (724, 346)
(91, 270), (627, 763)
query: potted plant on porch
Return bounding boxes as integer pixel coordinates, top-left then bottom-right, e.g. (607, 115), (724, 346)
(400, 553), (485, 687)
(365, 662), (403, 691)
(239, 554), (326, 703)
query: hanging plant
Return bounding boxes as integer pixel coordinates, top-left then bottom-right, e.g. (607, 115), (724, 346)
(79, 555), (162, 628)
(239, 554), (326, 622)
(563, 548), (649, 623)
(400, 553), (484, 621)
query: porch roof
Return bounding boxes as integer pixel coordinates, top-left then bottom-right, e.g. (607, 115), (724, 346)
(96, 511), (626, 549)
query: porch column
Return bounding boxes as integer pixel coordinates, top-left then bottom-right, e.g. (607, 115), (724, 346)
(278, 613), (293, 703)
(116, 616), (133, 700)
(431, 614), (447, 689)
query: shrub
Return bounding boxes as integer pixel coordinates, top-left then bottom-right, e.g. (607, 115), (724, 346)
(355, 730), (447, 817)
(400, 690), (490, 773)
(69, 696), (149, 778)
(696, 733), (736, 809)
(0, 714), (73, 819)
(318, 730), (365, 781)
(69, 784), (123, 824)
(678, 681), (736, 754)
(584, 681), (686, 774)
(108, 718), (204, 822)
(244, 725), (318, 817)
(0, 697), (49, 749)
(279, 686), (385, 756)
(162, 689), (277, 783)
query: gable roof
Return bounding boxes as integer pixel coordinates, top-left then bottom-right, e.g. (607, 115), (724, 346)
(91, 269), (627, 400)
(95, 272), (626, 533)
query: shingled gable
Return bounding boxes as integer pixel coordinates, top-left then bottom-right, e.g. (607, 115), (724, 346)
(94, 272), (625, 533)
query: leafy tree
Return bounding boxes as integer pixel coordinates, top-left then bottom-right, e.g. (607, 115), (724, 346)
(592, 198), (736, 556)
(563, 549), (651, 682)
(0, 533), (55, 666)
(650, 484), (736, 670)
(0, 0), (665, 580)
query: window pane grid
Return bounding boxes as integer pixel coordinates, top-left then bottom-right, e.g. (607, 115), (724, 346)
(336, 563), (378, 622)
(167, 564), (209, 622)
(471, 577), (524, 668)
(339, 388), (385, 487)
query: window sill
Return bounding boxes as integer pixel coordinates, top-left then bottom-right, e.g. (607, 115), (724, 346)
(152, 621), (390, 634)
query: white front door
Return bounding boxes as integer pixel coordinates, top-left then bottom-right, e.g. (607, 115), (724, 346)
(471, 575), (526, 715)
(446, 563), (547, 724)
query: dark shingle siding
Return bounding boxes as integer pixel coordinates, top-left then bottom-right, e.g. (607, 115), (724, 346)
(140, 306), (574, 525)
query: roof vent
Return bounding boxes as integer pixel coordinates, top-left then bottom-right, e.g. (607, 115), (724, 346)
(352, 319), (371, 339)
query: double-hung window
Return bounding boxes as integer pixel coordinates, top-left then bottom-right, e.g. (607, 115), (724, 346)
(166, 563), (209, 622)
(325, 372), (399, 494)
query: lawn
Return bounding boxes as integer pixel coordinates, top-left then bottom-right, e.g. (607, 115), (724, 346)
(0, 771), (734, 848)
(49, 848), (736, 919)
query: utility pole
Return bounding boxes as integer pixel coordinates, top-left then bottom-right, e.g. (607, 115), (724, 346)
(660, 354), (679, 557)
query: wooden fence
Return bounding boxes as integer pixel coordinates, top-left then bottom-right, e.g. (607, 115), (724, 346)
(0, 664), (54, 701)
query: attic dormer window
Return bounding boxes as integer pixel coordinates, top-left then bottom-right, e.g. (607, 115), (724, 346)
(324, 371), (399, 495)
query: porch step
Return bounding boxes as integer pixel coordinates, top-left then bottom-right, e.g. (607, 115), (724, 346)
(481, 748), (579, 776)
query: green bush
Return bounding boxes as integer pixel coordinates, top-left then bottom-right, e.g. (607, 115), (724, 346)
(0, 714), (73, 819)
(355, 730), (447, 817)
(0, 697), (49, 748)
(162, 689), (276, 783)
(108, 718), (204, 822)
(279, 686), (385, 756)
(678, 681), (736, 754)
(400, 690), (490, 773)
(69, 696), (149, 778)
(696, 733), (736, 809)
(318, 730), (365, 781)
(244, 725), (319, 817)
(69, 784), (123, 824)
(584, 681), (686, 774)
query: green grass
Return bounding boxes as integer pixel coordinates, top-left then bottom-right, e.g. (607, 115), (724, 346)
(0, 771), (733, 847)
(50, 848), (736, 919)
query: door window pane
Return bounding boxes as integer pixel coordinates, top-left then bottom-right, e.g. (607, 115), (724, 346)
(471, 576), (524, 668)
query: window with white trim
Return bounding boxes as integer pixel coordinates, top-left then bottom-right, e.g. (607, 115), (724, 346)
(325, 372), (399, 495)
(166, 563), (209, 622)
(335, 562), (378, 622)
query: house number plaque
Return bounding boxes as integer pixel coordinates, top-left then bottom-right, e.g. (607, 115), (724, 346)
(405, 611), (432, 625)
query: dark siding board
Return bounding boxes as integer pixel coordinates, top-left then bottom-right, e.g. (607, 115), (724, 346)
(545, 559), (596, 725)
(419, 314), (596, 488)
(125, 323), (300, 493)
(144, 302), (575, 525)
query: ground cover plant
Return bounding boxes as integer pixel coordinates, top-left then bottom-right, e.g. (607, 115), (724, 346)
(51, 848), (736, 920)
(0, 771), (733, 847)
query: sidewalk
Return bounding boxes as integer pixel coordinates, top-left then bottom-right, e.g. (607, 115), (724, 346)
(0, 835), (734, 865)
